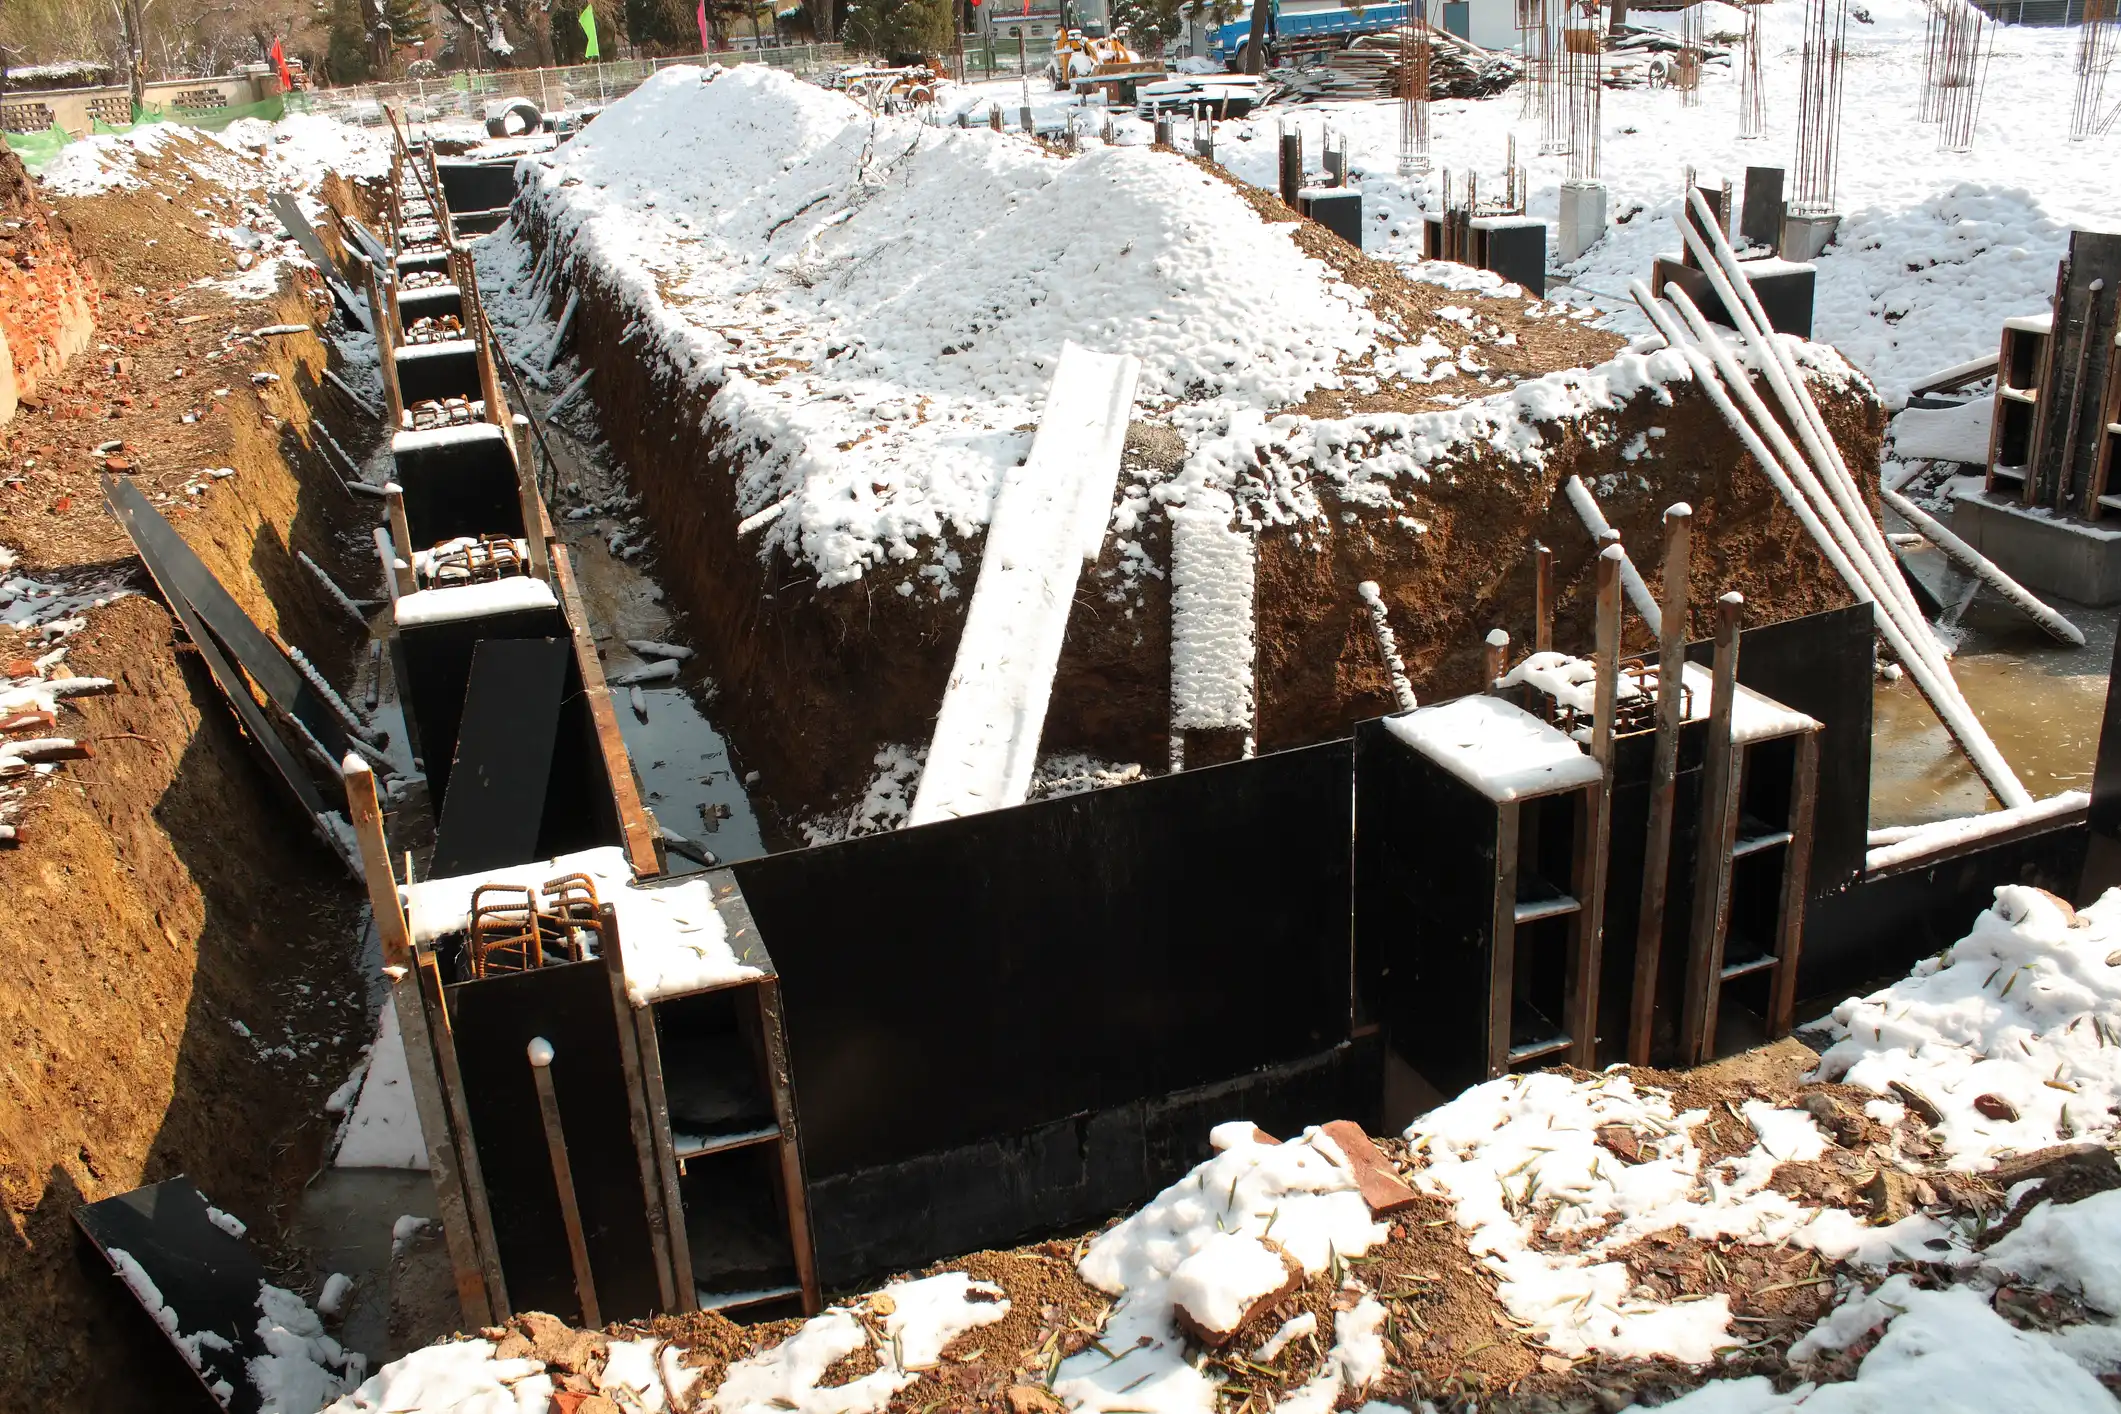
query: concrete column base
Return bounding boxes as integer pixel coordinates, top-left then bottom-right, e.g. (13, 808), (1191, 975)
(1558, 180), (1606, 263)
(1949, 486), (2121, 606)
(1781, 212), (1841, 261)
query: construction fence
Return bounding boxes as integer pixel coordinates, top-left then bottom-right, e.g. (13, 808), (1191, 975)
(292, 44), (846, 125)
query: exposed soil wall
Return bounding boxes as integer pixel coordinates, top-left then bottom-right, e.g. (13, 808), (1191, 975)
(0, 181), (384, 1409)
(526, 190), (1877, 843)
(0, 144), (98, 425)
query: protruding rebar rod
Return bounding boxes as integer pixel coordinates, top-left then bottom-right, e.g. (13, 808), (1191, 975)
(529, 1037), (601, 1329)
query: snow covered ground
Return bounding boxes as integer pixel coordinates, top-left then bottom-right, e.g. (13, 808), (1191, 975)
(953, 0), (2106, 410)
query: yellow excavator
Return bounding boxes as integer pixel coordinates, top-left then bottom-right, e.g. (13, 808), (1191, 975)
(1045, 29), (1162, 90)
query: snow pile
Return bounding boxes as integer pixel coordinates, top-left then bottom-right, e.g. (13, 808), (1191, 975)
(37, 113), (388, 197)
(517, 62), (1382, 589)
(1811, 884), (2121, 1168)
(324, 1338), (553, 1413)
(1407, 1070), (1947, 1363)
(400, 843), (760, 1004)
(1653, 1274), (2117, 1412)
(250, 1283), (363, 1413)
(1056, 1122), (1389, 1414)
(714, 1273), (1009, 1414)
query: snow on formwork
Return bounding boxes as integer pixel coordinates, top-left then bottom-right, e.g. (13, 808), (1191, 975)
(908, 343), (1141, 825)
(400, 844), (760, 1004)
(513, 61), (1385, 591)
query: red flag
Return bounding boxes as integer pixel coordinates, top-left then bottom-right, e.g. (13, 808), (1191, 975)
(271, 38), (292, 91)
(697, 0), (710, 51)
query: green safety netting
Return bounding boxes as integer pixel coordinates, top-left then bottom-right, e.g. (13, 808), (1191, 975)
(2, 123), (71, 167)
(126, 94), (288, 131)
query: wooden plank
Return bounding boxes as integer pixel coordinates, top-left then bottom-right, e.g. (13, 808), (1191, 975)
(549, 544), (661, 876)
(635, 1003), (696, 1309)
(1769, 731), (1822, 1035)
(1486, 804), (1519, 1079)
(429, 637), (568, 876)
(1680, 595), (1746, 1067)
(417, 951), (512, 1319)
(1628, 508), (1692, 1066)
(599, 904), (682, 1313)
(756, 977), (822, 1315)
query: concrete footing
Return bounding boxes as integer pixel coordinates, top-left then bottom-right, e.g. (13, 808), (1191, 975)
(1781, 212), (1841, 261)
(1949, 486), (2121, 606)
(1558, 180), (1606, 263)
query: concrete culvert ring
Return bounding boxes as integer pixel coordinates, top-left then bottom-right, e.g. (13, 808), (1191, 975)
(484, 97), (542, 138)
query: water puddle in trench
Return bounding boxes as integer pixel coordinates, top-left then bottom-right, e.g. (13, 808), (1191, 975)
(1869, 543), (2118, 826)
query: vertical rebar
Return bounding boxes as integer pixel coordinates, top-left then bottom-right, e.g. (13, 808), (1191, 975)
(1739, 0), (1765, 138)
(1399, 5), (1433, 176)
(529, 1037), (601, 1329)
(1534, 542), (1555, 652)
(1792, 0), (1847, 214)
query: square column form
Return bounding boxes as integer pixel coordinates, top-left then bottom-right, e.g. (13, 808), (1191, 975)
(1558, 180), (1607, 264)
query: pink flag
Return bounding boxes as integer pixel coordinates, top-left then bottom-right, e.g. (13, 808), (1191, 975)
(697, 0), (710, 50)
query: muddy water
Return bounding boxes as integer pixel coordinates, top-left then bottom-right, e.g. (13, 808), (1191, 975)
(561, 532), (766, 871)
(1869, 544), (2118, 826)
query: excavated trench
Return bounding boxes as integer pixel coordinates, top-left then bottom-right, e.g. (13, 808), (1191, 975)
(515, 191), (1880, 845)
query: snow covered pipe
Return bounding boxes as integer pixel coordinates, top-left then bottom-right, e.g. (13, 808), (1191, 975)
(1879, 485), (2086, 647)
(1357, 580), (1417, 713)
(1638, 282), (2033, 809)
(1562, 475), (1662, 632)
(1653, 284), (1987, 718)
(1680, 192), (1940, 654)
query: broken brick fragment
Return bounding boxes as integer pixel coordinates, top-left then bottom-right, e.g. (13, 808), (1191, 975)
(1319, 1119), (1420, 1214)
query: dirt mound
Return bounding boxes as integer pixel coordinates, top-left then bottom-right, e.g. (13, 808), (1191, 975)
(0, 214), (382, 1407)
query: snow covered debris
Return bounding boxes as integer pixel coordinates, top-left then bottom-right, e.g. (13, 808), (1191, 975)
(1057, 1122), (1388, 1414)
(516, 63), (1382, 589)
(1652, 1274), (2117, 1412)
(1810, 884), (2121, 1168)
(714, 1273), (1009, 1414)
(400, 844), (760, 1003)
(1986, 1188), (2121, 1315)
(1406, 1070), (1945, 1362)
(324, 1338), (552, 1413)
(391, 575), (558, 629)
(250, 1283), (363, 1413)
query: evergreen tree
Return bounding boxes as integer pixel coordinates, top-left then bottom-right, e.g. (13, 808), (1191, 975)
(841, 0), (948, 60)
(325, 0), (374, 80)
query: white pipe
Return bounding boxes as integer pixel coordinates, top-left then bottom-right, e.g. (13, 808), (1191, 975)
(1657, 284), (2029, 807)
(1563, 475), (1662, 633)
(1357, 580), (1417, 713)
(1880, 485), (2086, 646)
(1681, 192), (1938, 654)
(1634, 282), (2033, 809)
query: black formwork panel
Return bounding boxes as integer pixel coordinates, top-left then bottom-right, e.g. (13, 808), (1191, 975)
(395, 616), (622, 863)
(805, 1037), (1372, 1287)
(447, 960), (663, 1324)
(732, 741), (1354, 1182)
(74, 1179), (278, 1414)
(391, 422), (527, 547)
(438, 159), (519, 214)
(396, 341), (482, 405)
(1690, 603), (1873, 898)
(1803, 821), (2088, 1010)
(1351, 719), (1501, 1097)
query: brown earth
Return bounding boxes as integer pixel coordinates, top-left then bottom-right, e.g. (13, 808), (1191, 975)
(0, 167), (386, 1411)
(514, 169), (1874, 843)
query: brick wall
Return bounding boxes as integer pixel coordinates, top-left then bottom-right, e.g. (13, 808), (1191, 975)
(0, 141), (98, 423)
